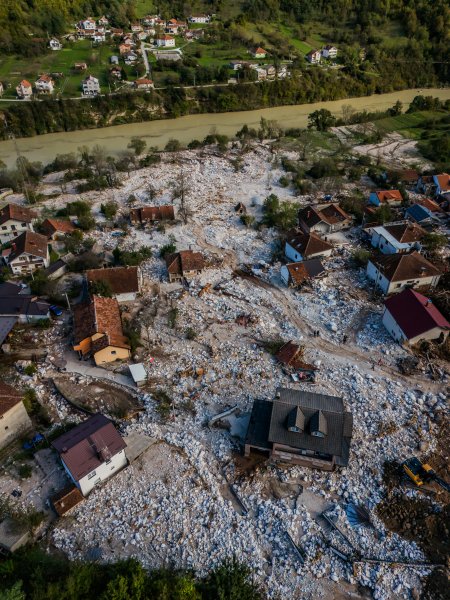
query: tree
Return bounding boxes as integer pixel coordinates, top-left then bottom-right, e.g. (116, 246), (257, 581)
(101, 201), (118, 220)
(127, 137), (147, 156)
(308, 109), (336, 131)
(171, 171), (191, 225)
(0, 581), (25, 600)
(165, 138), (181, 152)
(89, 280), (113, 297)
(423, 232), (447, 252)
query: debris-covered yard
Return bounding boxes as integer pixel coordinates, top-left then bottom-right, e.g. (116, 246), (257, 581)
(1, 143), (448, 600)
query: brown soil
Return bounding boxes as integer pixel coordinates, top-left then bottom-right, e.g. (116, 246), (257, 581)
(52, 376), (142, 419)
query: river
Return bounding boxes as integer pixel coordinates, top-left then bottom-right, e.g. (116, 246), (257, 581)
(0, 87), (448, 168)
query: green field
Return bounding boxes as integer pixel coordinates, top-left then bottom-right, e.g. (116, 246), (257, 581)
(374, 111), (449, 139)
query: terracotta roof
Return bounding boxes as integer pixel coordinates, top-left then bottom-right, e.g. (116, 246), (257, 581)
(19, 80), (32, 88)
(130, 205), (175, 223)
(0, 382), (22, 417)
(9, 231), (48, 261)
(285, 262), (310, 286)
(385, 289), (450, 340)
(37, 74), (53, 83)
(299, 204), (350, 228)
(41, 218), (75, 237)
(374, 190), (403, 203)
(383, 222), (426, 244)
(253, 47), (266, 53)
(276, 341), (302, 366)
(435, 173), (450, 192)
(371, 251), (442, 283)
(165, 250), (204, 275)
(135, 78), (153, 85)
(0, 203), (36, 226)
(52, 414), (127, 482)
(86, 266), (139, 295)
(73, 296), (129, 348)
(418, 198), (441, 213)
(51, 485), (84, 516)
(286, 232), (333, 258)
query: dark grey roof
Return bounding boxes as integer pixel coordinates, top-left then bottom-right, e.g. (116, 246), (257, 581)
(245, 399), (273, 450)
(303, 259), (326, 278)
(0, 316), (17, 345)
(268, 388), (352, 462)
(0, 295), (49, 318)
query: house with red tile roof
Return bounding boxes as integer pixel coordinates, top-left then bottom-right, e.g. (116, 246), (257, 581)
(130, 205), (175, 224)
(165, 250), (204, 282)
(368, 189), (403, 207)
(16, 80), (32, 99)
(35, 74), (54, 94)
(0, 382), (32, 450)
(0, 203), (36, 244)
(281, 259), (325, 287)
(251, 47), (267, 58)
(41, 218), (76, 240)
(156, 34), (175, 47)
(6, 231), (49, 275)
(72, 296), (130, 365)
(299, 204), (351, 234)
(433, 173), (450, 196)
(285, 232), (333, 262)
(366, 251), (442, 295)
(52, 414), (127, 496)
(383, 288), (450, 345)
(86, 266), (141, 302)
(369, 222), (425, 254)
(134, 78), (154, 90)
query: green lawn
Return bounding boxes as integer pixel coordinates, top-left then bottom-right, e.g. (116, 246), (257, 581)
(374, 111), (448, 139)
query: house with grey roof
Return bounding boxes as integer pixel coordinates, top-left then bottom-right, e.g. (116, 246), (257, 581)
(244, 388), (353, 471)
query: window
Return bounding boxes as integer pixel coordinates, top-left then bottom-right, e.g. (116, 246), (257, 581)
(88, 470), (97, 479)
(11, 225), (16, 230)
(111, 350), (117, 355)
(21, 223), (26, 226)
(1, 226), (6, 230)
(105, 459), (111, 465)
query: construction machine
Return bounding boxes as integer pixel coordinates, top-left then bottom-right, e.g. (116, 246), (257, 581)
(402, 457), (450, 492)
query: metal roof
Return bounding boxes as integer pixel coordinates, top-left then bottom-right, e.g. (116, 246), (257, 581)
(129, 363), (147, 383)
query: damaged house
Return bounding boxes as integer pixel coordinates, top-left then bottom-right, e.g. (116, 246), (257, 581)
(72, 295), (131, 365)
(368, 222), (425, 255)
(86, 266), (141, 302)
(280, 259), (325, 288)
(285, 232), (333, 262)
(165, 250), (205, 282)
(245, 388), (353, 471)
(52, 414), (127, 496)
(130, 205), (175, 225)
(298, 204), (351, 234)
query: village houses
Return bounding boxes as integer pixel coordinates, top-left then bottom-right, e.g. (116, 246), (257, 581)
(156, 35), (176, 48)
(0, 204), (36, 244)
(41, 218), (76, 240)
(16, 80), (33, 99)
(306, 50), (321, 64)
(251, 47), (267, 59)
(48, 38), (62, 51)
(321, 45), (338, 59)
(130, 205), (175, 225)
(134, 78), (154, 90)
(383, 288), (449, 346)
(366, 251), (442, 295)
(4, 231), (49, 275)
(82, 75), (100, 96)
(0, 382), (32, 451)
(52, 414), (127, 496)
(72, 295), (131, 365)
(189, 14), (210, 23)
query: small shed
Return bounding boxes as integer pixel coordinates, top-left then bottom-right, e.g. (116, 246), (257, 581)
(0, 518), (29, 552)
(129, 363), (147, 387)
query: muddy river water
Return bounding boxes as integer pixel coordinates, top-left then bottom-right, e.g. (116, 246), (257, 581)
(0, 87), (448, 167)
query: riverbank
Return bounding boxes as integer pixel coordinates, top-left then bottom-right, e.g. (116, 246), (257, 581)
(0, 87), (448, 168)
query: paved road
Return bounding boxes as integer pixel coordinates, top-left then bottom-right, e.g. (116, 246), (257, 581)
(63, 349), (136, 389)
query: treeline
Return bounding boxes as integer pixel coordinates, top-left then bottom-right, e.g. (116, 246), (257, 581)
(0, 0), (135, 56)
(0, 61), (443, 141)
(0, 549), (265, 600)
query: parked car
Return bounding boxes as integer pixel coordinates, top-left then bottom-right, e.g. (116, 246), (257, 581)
(49, 305), (63, 316)
(23, 433), (45, 450)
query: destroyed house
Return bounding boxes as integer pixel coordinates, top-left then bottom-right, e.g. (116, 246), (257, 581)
(41, 218), (75, 240)
(51, 485), (84, 516)
(298, 204), (351, 234)
(165, 250), (204, 282)
(285, 232), (333, 262)
(366, 251), (442, 295)
(52, 414), (127, 496)
(86, 266), (141, 302)
(280, 259), (325, 287)
(245, 388), (353, 471)
(130, 205), (175, 224)
(72, 295), (131, 365)
(383, 288), (450, 345)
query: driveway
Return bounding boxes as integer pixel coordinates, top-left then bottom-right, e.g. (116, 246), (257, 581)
(63, 349), (136, 389)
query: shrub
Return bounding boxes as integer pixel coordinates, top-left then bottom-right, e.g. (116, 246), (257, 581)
(352, 249), (371, 267)
(168, 308), (178, 329)
(279, 175), (290, 187)
(185, 327), (197, 340)
(165, 138), (181, 152)
(24, 364), (37, 376)
(113, 246), (152, 266)
(100, 200), (118, 220)
(240, 214), (255, 228)
(89, 280), (113, 297)
(160, 242), (176, 257)
(18, 464), (33, 479)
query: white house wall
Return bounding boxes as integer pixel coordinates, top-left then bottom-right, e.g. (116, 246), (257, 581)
(76, 449), (127, 496)
(382, 308), (406, 343)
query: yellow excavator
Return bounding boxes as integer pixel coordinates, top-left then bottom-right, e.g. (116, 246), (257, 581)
(402, 457), (450, 492)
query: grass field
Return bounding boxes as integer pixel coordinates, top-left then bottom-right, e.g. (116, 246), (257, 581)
(374, 111), (449, 139)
